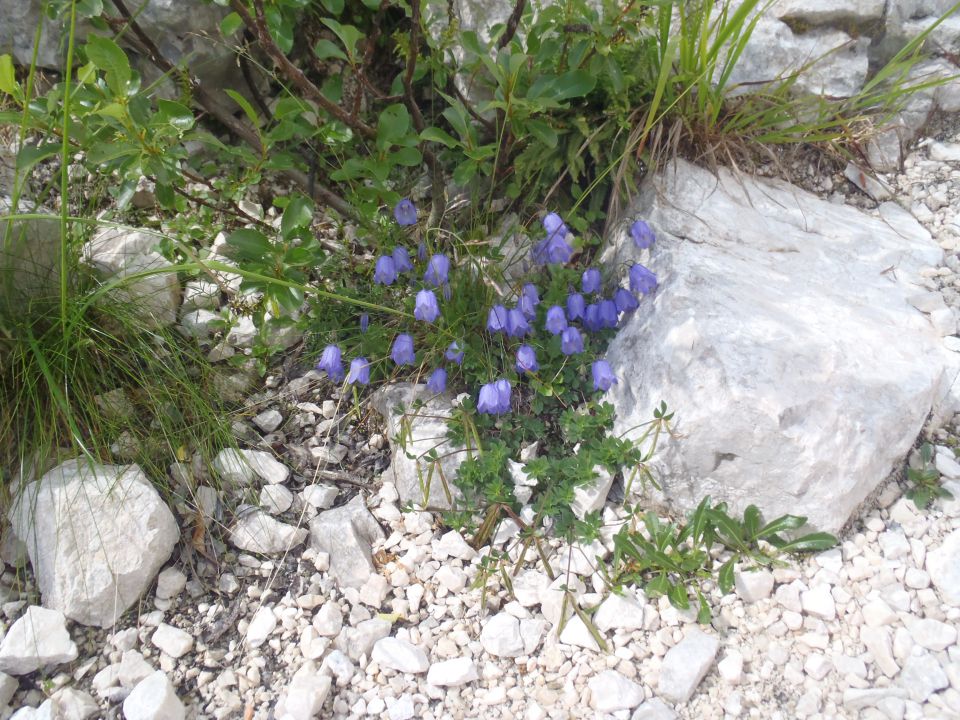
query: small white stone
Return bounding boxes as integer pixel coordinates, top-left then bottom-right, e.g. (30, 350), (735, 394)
(260, 484), (294, 514)
(588, 669), (644, 712)
(302, 484), (338, 509)
(252, 409), (283, 433)
(631, 698), (677, 720)
(358, 574), (389, 608)
(387, 694), (415, 720)
(717, 650), (743, 684)
(480, 613), (524, 658)
(898, 651), (949, 702)
(0, 606), (78, 675)
(229, 510), (307, 554)
(122, 670), (185, 720)
(150, 624), (193, 659)
(929, 529), (960, 604)
(935, 449), (960, 478)
(245, 606), (276, 648)
(371, 637), (429, 673)
(276, 660), (331, 720)
(312, 603), (342, 636)
(860, 626), (899, 678)
(571, 466), (614, 519)
(803, 653), (832, 680)
(433, 531), (476, 561)
(657, 628), (720, 704)
(155, 568), (187, 601)
(801, 584), (836, 621)
(310, 444), (348, 465)
(904, 568), (930, 589)
(426, 657), (478, 687)
(558, 615), (600, 652)
(905, 617), (957, 651)
(734, 568), (774, 603)
(594, 592), (646, 632)
(434, 565), (467, 592)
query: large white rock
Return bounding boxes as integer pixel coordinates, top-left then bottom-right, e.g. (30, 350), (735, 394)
(122, 670), (185, 720)
(656, 628), (720, 704)
(371, 383), (468, 509)
(927, 528), (960, 605)
(603, 159), (951, 533)
(589, 670), (645, 712)
(9, 459), (179, 627)
(371, 637), (429, 673)
(479, 612), (524, 658)
(274, 661), (331, 720)
(426, 657), (479, 687)
(309, 496), (385, 589)
(0, 606), (78, 675)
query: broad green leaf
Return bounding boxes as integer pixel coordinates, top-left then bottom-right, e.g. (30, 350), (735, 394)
(360, 0), (380, 7)
(225, 228), (273, 261)
(377, 103), (410, 146)
(155, 182), (175, 209)
(525, 119), (557, 148)
(314, 39), (347, 62)
(264, 6), (294, 54)
(95, 102), (127, 120)
(709, 507), (747, 550)
(220, 11), (244, 37)
(320, 19), (364, 61)
(419, 126), (459, 148)
(280, 196), (313, 239)
(320, 0), (344, 13)
(645, 573), (669, 598)
(225, 89), (261, 128)
(85, 35), (130, 96)
(16, 143), (61, 172)
(551, 69), (596, 101)
(0, 55), (16, 96)
(717, 557), (735, 594)
(155, 99), (194, 131)
(743, 505), (762, 540)
(76, 0), (103, 18)
(757, 514), (807, 538)
(86, 141), (139, 165)
(667, 581), (690, 610)
(391, 146), (422, 166)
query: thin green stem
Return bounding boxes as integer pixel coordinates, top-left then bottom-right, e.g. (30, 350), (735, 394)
(59, 0), (79, 333)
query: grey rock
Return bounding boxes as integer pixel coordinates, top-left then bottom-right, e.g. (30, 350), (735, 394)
(8, 459), (178, 627)
(150, 623), (193, 658)
(0, 671), (17, 707)
(309, 496), (385, 588)
(844, 162), (893, 201)
(773, 0), (886, 25)
(260, 484), (294, 514)
(657, 628), (720, 704)
(229, 509), (307, 554)
(603, 159), (951, 533)
(594, 591), (647, 632)
(0, 606), (77, 675)
(371, 383), (468, 508)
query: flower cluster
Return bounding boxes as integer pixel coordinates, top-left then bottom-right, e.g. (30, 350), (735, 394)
(474, 211), (658, 414)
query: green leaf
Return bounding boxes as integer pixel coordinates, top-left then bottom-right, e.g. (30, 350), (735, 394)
(391, 146), (422, 166)
(717, 557), (735, 594)
(220, 11), (244, 37)
(0, 54), (16, 96)
(76, 0), (103, 18)
(314, 39), (347, 62)
(16, 143), (61, 172)
(320, 19), (364, 61)
(225, 89), (261, 128)
(757, 514), (807, 538)
(225, 228), (273, 261)
(86, 141), (139, 165)
(525, 119), (557, 148)
(85, 34), (130, 96)
(264, 6), (294, 54)
(377, 103), (411, 146)
(645, 573), (669, 598)
(280, 196), (313, 239)
(743, 505), (761, 540)
(420, 126), (459, 148)
(696, 590), (712, 624)
(320, 0), (344, 12)
(667, 581), (690, 610)
(776, 532), (838, 554)
(551, 70), (596, 100)
(154, 99), (194, 131)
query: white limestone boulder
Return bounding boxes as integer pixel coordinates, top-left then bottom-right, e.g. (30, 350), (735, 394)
(309, 496), (385, 589)
(0, 606), (77, 675)
(9, 459), (179, 628)
(371, 383), (468, 509)
(602, 159), (952, 533)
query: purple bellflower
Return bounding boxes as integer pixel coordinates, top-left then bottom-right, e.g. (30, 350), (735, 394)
(391, 333), (415, 365)
(566, 292), (586, 322)
(561, 327), (584, 355)
(414, 289), (440, 323)
(599, 299), (619, 329)
(495, 379), (512, 413)
(506, 308), (531, 338)
(545, 305), (567, 335)
(477, 383), (501, 414)
(614, 287), (639, 313)
(629, 263), (658, 295)
(417, 241), (428, 262)
(630, 219), (655, 249)
(445, 341), (464, 365)
(316, 344), (345, 383)
(515, 344), (539, 374)
(424, 254), (450, 287)
(392, 246), (413, 273)
(427, 367), (447, 394)
(519, 283), (540, 319)
(584, 304), (602, 332)
(582, 268), (601, 294)
(347, 357), (371, 385)
(592, 359), (618, 392)
(394, 198), (418, 226)
(487, 305), (509, 334)
(374, 255), (398, 286)
(360, 312), (370, 333)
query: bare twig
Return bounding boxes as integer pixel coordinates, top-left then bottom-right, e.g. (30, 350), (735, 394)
(497, 0), (527, 49)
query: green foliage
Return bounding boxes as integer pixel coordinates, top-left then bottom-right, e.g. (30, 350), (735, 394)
(906, 442), (954, 510)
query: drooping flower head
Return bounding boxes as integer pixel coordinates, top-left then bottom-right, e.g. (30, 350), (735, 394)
(582, 268), (601, 295)
(347, 357), (371, 385)
(630, 219), (655, 249)
(414, 289), (440, 323)
(316, 344), (344, 383)
(629, 263), (658, 295)
(519, 283), (540, 319)
(391, 333), (415, 365)
(599, 299), (619, 329)
(374, 255), (398, 286)
(360, 312), (370, 333)
(543, 212), (567, 240)
(424, 254), (450, 287)
(445, 341), (464, 365)
(545, 305), (567, 335)
(591, 359), (617, 392)
(566, 292), (586, 322)
(532, 212), (573, 265)
(427, 367), (447, 394)
(417, 241), (428, 262)
(614, 287), (639, 313)
(541, 234), (572, 265)
(477, 382), (501, 414)
(515, 345), (539, 374)
(394, 198), (418, 226)
(584, 303), (602, 333)
(560, 327), (584, 355)
(494, 379), (512, 413)
(487, 305), (509, 334)
(442, 283), (452, 301)
(506, 308), (531, 338)
(392, 246), (413, 273)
